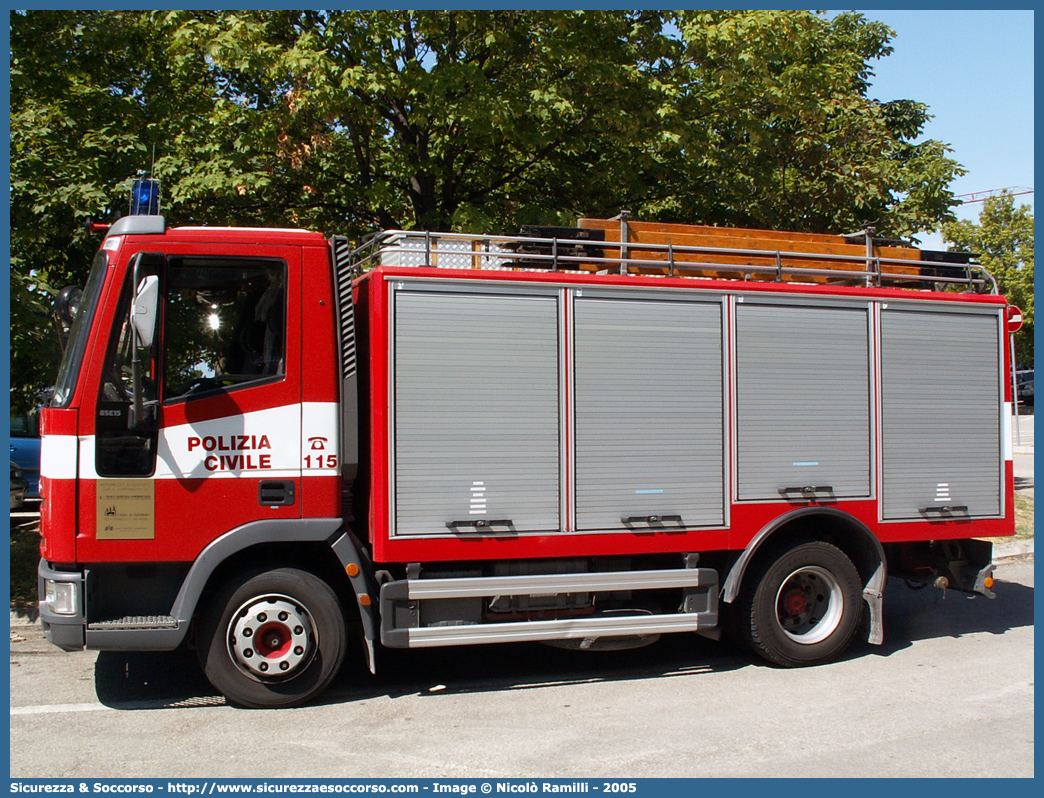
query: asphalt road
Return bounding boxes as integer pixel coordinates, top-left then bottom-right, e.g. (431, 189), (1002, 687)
(9, 556), (1034, 779)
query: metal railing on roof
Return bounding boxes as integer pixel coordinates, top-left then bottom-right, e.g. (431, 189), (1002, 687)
(344, 229), (997, 294)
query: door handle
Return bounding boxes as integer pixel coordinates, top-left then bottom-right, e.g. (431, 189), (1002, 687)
(258, 480), (295, 507)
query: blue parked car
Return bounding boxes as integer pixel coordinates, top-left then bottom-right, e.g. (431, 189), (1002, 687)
(10, 411), (40, 500)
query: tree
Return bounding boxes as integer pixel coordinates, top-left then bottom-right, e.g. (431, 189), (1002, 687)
(163, 9), (963, 237)
(658, 11), (964, 237)
(11, 9), (966, 408)
(9, 11), (220, 411)
(159, 9), (679, 233)
(943, 193), (1035, 366)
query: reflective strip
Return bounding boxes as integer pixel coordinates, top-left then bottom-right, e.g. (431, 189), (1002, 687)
(40, 434), (78, 480)
(1003, 402), (1013, 461)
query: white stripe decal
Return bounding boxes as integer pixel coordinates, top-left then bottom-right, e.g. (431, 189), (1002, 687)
(78, 435), (96, 479)
(301, 401), (341, 476)
(53, 403), (340, 480)
(40, 434), (78, 480)
(157, 404), (304, 479)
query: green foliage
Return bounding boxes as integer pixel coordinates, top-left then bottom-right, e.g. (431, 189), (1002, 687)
(10, 11), (219, 410)
(943, 193), (1035, 366)
(11, 10), (967, 405)
(656, 11), (964, 236)
(162, 9), (680, 232)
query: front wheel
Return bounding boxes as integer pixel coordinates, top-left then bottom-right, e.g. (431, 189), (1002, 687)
(736, 541), (862, 667)
(197, 567), (347, 708)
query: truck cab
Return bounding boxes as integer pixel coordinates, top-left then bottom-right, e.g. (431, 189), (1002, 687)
(39, 216), (347, 659)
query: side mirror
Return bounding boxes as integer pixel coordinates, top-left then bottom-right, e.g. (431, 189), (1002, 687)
(127, 252), (164, 434)
(131, 274), (159, 348)
(53, 285), (83, 352)
(55, 285), (83, 327)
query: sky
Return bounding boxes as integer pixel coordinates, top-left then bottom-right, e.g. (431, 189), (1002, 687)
(851, 9), (1034, 249)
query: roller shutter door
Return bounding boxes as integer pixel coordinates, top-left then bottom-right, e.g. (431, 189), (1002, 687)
(573, 297), (724, 530)
(881, 308), (1002, 520)
(393, 290), (560, 535)
(736, 302), (871, 500)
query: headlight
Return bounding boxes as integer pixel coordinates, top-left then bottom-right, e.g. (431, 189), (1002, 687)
(44, 579), (79, 616)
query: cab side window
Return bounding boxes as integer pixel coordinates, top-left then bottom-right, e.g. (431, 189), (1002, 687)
(162, 259), (286, 402)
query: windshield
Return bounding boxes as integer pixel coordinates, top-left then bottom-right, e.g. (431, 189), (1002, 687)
(51, 251), (109, 408)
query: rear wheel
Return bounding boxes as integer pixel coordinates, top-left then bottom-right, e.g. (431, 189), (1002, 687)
(197, 567), (347, 708)
(737, 541), (862, 667)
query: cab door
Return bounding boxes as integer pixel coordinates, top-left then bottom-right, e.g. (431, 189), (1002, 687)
(154, 247), (303, 560)
(85, 244), (302, 564)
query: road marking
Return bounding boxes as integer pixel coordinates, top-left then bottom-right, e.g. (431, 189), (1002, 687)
(11, 702), (109, 716)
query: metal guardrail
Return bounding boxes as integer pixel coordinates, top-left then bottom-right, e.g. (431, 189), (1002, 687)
(346, 229), (998, 294)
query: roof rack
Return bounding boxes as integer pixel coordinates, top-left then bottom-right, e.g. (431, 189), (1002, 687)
(346, 216), (996, 294)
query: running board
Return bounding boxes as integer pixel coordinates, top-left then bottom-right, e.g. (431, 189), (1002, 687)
(85, 615), (183, 651)
(88, 615), (177, 630)
(380, 567), (718, 648)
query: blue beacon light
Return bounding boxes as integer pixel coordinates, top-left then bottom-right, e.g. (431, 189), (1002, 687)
(130, 178), (161, 215)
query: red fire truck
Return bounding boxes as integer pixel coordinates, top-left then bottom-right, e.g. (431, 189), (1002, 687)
(38, 200), (1016, 707)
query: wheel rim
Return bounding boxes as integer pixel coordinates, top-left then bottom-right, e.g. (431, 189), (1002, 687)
(227, 594), (317, 680)
(773, 565), (844, 645)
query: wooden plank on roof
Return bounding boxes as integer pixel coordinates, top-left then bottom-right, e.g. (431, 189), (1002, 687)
(575, 216), (924, 282)
(579, 216), (847, 245)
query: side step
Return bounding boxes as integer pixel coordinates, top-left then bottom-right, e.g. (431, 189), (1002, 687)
(85, 615), (183, 651)
(88, 615), (178, 630)
(380, 567), (718, 648)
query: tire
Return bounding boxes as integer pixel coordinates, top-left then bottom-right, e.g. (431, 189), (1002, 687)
(736, 541), (862, 667)
(197, 567), (347, 708)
